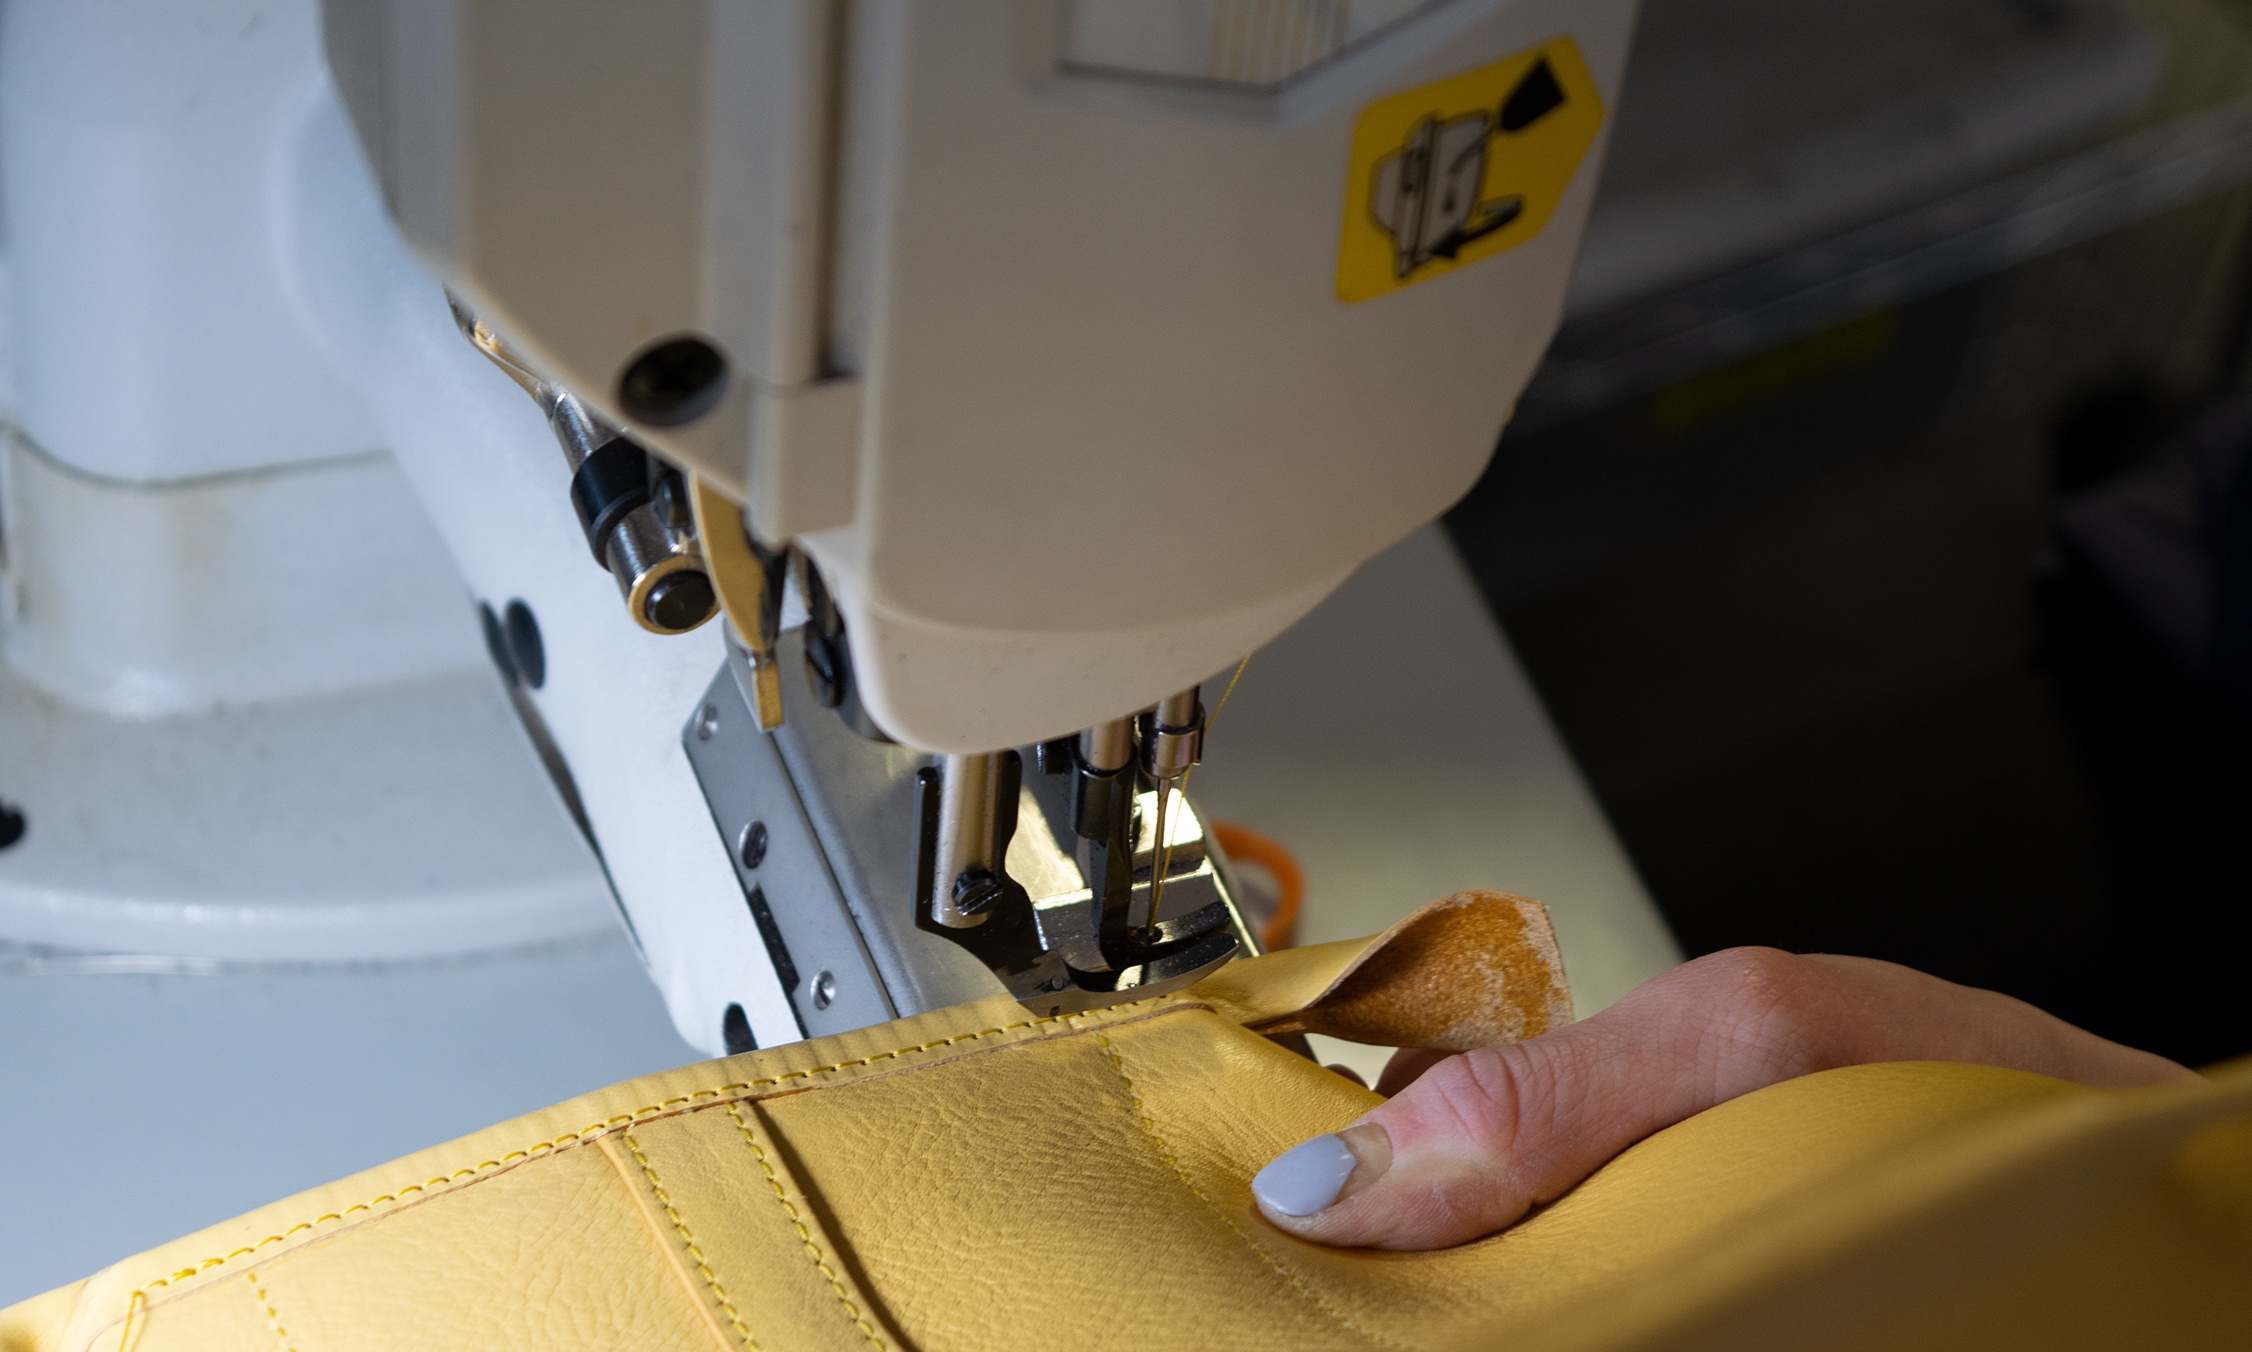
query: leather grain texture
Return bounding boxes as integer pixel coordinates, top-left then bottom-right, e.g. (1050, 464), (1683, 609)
(1253, 890), (1571, 1050)
(6, 892), (2250, 1352)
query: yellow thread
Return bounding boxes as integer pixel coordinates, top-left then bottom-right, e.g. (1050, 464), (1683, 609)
(120, 1009), (1100, 1311)
(1093, 1030), (1399, 1351)
(727, 1101), (888, 1350)
(247, 1273), (297, 1352)
(113, 1288), (145, 1352)
(109, 1001), (1235, 1348)
(621, 1129), (762, 1352)
(1152, 652), (1252, 921)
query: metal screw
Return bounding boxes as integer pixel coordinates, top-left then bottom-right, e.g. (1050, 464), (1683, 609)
(951, 867), (1004, 916)
(696, 703), (720, 741)
(617, 335), (730, 427)
(738, 820), (768, 870)
(811, 971), (837, 1011)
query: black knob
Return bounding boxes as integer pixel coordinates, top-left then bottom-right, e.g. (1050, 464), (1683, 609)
(643, 570), (717, 633)
(617, 336), (729, 426)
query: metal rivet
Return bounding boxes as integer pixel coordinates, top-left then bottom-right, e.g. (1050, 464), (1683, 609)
(811, 971), (836, 1011)
(738, 820), (768, 870)
(696, 703), (721, 741)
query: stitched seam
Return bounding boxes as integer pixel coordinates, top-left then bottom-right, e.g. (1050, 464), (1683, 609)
(106, 999), (1213, 1335)
(621, 1128), (762, 1351)
(1093, 1031), (1403, 1351)
(118, 1009), (1100, 1309)
(112, 1289), (146, 1352)
(246, 1273), (296, 1352)
(727, 1101), (888, 1351)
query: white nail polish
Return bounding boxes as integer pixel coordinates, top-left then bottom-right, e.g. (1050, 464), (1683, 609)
(1253, 1133), (1358, 1217)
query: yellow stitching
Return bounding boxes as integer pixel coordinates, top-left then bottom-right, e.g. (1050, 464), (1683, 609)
(725, 1100), (888, 1350)
(118, 1009), (1097, 1311)
(1093, 1031), (1401, 1351)
(621, 1128), (762, 1351)
(108, 999), (1208, 1339)
(246, 1272), (297, 1352)
(113, 1288), (145, 1352)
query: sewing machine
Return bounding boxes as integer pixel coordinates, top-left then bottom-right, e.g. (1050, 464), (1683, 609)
(0, 0), (1633, 1057)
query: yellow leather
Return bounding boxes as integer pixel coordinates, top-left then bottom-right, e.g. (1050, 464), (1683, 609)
(7, 893), (2250, 1352)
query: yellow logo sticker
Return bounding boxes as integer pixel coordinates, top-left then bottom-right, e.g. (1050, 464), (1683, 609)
(1336, 37), (1605, 303)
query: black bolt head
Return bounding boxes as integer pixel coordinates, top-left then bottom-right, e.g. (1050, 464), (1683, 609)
(617, 336), (729, 427)
(644, 570), (717, 633)
(951, 867), (1004, 915)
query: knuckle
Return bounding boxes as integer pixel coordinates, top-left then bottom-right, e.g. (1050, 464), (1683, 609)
(1691, 947), (1830, 1078)
(1390, 1045), (1532, 1158)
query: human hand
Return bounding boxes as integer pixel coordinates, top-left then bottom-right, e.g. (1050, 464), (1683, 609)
(1251, 947), (2190, 1250)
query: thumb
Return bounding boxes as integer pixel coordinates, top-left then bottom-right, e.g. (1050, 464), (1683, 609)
(1249, 947), (2189, 1250)
(1250, 1008), (1666, 1250)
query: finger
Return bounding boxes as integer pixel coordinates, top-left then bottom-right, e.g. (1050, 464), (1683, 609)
(1252, 947), (2189, 1251)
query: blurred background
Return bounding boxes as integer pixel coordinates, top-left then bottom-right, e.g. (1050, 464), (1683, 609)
(1448, 0), (2252, 1068)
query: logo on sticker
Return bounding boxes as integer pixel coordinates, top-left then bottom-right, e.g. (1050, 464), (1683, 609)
(1337, 38), (1604, 303)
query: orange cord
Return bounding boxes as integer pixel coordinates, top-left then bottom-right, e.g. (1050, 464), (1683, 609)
(1209, 821), (1304, 951)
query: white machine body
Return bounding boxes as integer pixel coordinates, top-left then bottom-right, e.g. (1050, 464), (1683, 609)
(0, 0), (1635, 1054)
(330, 0), (1636, 752)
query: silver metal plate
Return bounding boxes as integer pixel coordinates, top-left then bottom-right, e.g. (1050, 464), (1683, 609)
(681, 662), (897, 1036)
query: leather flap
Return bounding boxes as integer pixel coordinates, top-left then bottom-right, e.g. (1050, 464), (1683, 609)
(1202, 890), (1573, 1051)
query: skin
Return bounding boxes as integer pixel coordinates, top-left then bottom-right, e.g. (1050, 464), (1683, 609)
(1263, 946), (2193, 1251)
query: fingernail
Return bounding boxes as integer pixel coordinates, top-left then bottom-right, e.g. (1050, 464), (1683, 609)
(1254, 1134), (1358, 1216)
(1253, 1123), (1390, 1218)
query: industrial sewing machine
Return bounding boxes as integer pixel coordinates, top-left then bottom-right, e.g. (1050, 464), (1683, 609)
(0, 0), (1631, 1056)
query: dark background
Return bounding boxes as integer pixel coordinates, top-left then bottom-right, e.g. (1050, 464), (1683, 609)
(1443, 0), (2252, 1069)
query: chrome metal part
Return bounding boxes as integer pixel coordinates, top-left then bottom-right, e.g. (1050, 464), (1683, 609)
(1026, 786), (1234, 974)
(930, 751), (1007, 928)
(605, 503), (715, 634)
(915, 724), (1246, 1016)
(540, 387), (608, 470)
(753, 632), (1004, 1017)
(1079, 716), (1134, 774)
(452, 296), (716, 636)
(680, 662), (894, 1038)
(697, 633), (1253, 1024)
(667, 634), (1257, 1033)
(1149, 685), (1204, 782)
(1144, 684), (1205, 924)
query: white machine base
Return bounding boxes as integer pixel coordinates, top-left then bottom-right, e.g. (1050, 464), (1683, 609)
(0, 658), (614, 961)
